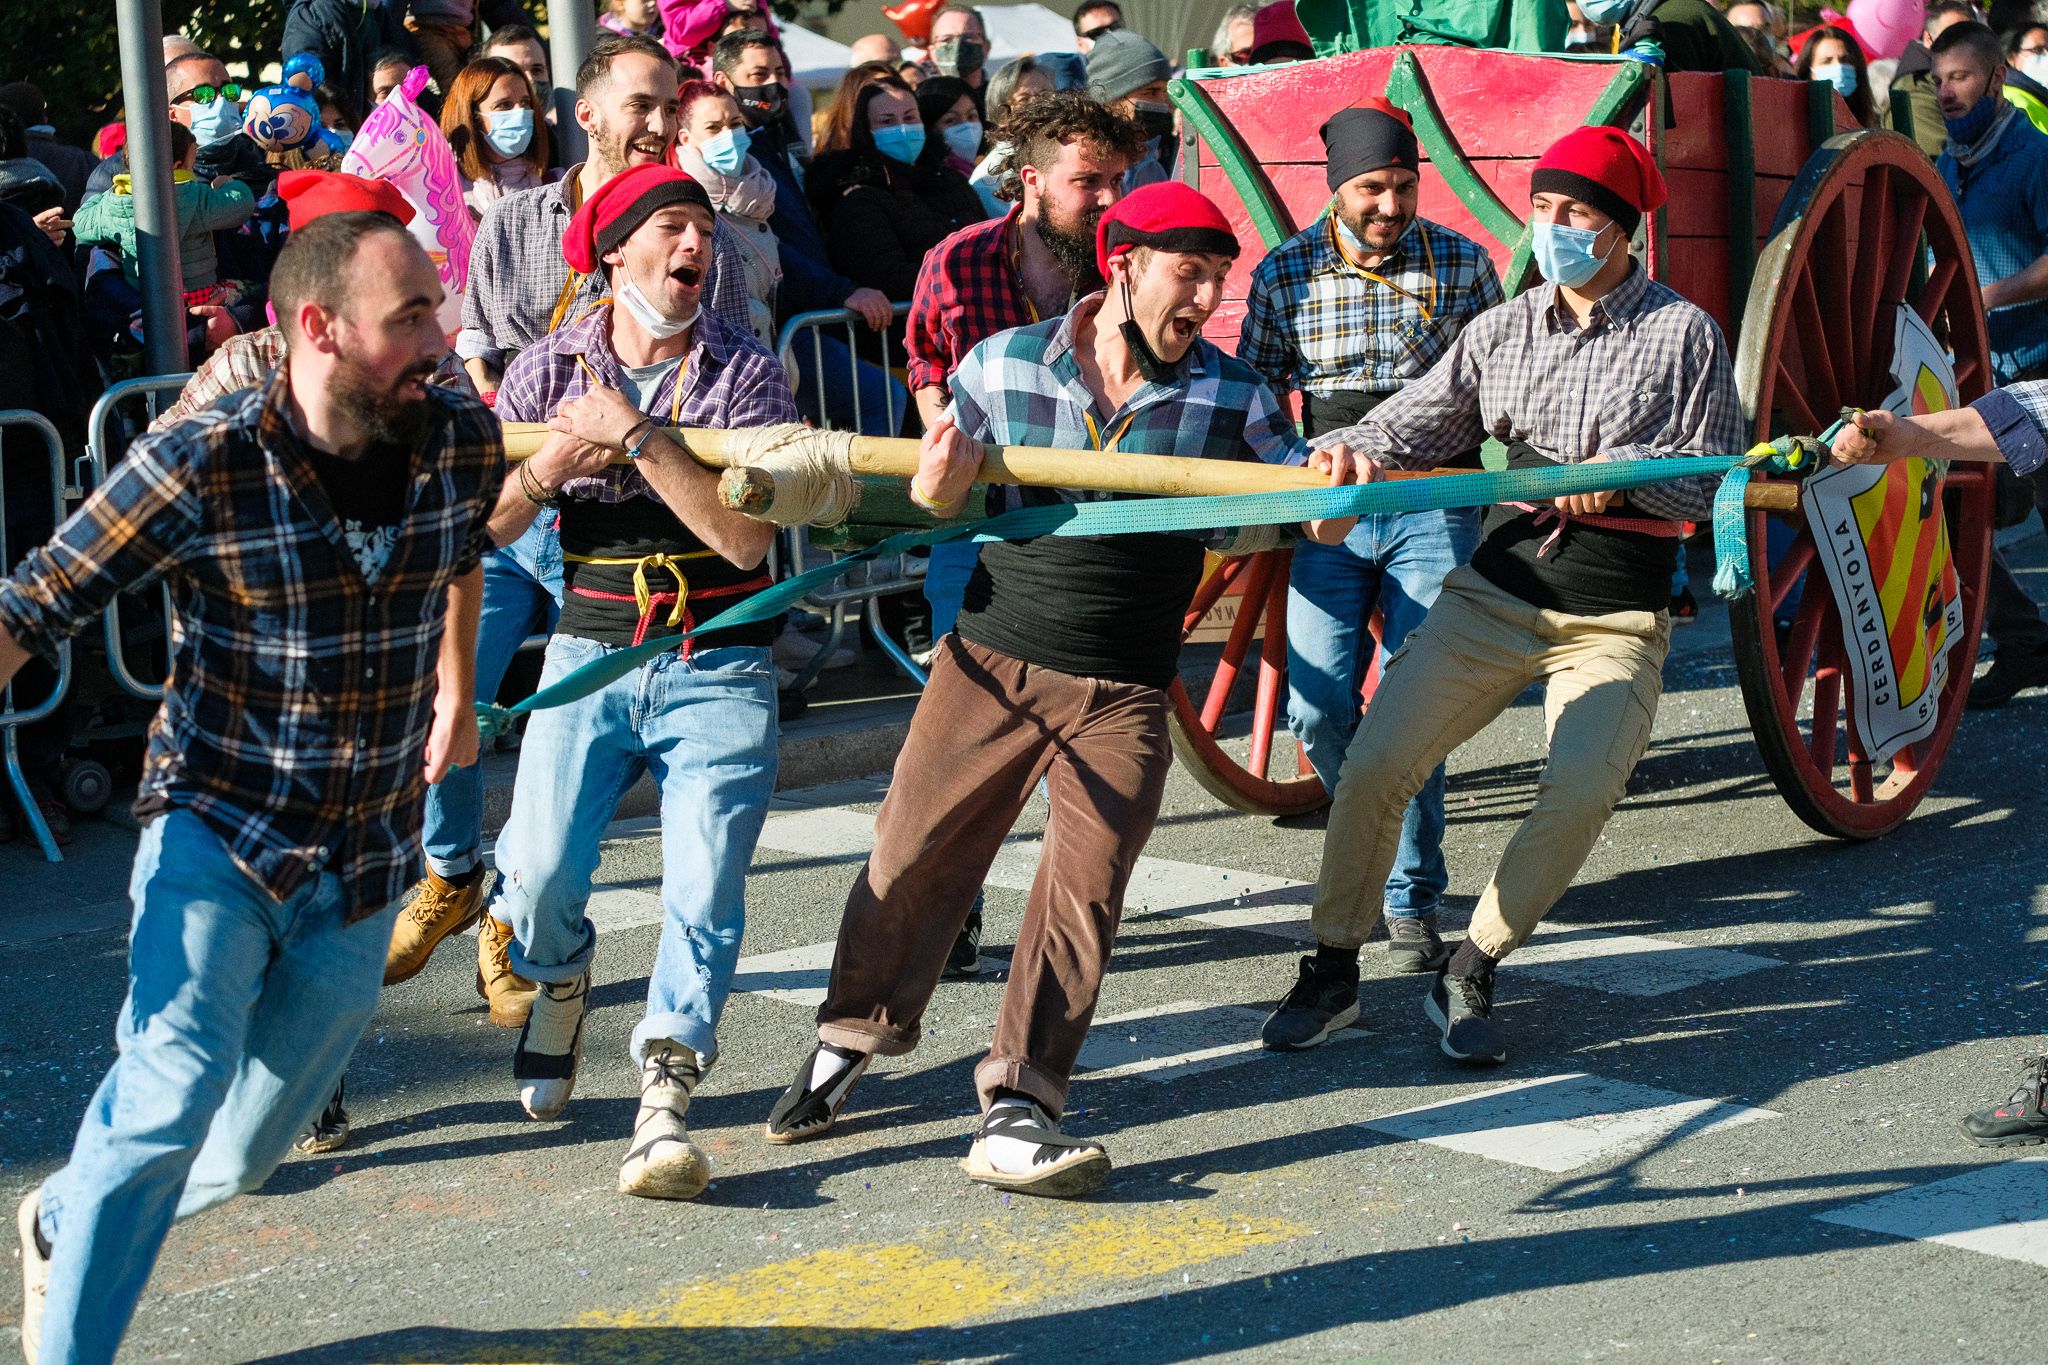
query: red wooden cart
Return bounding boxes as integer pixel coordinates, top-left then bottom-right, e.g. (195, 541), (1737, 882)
(1162, 46), (1995, 840)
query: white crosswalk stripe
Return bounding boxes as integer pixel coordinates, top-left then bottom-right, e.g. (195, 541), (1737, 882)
(1076, 1000), (1367, 1084)
(1814, 1158), (2048, 1267)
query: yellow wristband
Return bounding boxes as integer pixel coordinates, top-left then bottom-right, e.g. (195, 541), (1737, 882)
(909, 478), (955, 512)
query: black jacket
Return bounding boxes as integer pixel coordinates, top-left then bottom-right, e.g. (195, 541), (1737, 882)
(817, 152), (988, 301)
(282, 0), (417, 119)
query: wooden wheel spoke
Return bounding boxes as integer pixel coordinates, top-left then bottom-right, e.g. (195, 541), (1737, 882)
(1880, 190), (1928, 306)
(1916, 255), (1958, 326)
(1779, 563), (1833, 699)
(1771, 364), (1824, 435)
(1808, 665), (1842, 771)
(1246, 571), (1290, 780)
(1198, 554), (1274, 732)
(1767, 528), (1817, 618)
(1789, 269), (1842, 414)
(1849, 167), (1891, 396)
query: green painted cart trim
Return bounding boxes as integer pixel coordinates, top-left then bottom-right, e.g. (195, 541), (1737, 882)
(1805, 79), (1836, 158)
(1723, 67), (1758, 335)
(1168, 77), (1299, 249)
(1384, 51), (1525, 251)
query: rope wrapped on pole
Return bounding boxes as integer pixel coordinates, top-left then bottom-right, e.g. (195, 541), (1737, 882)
(495, 419), (1805, 519)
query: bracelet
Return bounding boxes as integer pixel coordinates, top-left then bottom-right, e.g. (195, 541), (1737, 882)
(908, 478), (955, 512)
(624, 424), (659, 462)
(518, 459), (555, 506)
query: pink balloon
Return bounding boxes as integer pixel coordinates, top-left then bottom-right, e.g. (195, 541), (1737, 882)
(1845, 0), (1924, 60)
(340, 67), (475, 338)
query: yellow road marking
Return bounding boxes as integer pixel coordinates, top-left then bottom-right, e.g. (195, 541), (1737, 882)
(580, 1206), (1310, 1331)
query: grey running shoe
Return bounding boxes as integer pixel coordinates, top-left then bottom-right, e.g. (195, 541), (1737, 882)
(1386, 915), (1451, 974)
(1425, 964), (1507, 1065)
(1260, 954), (1360, 1051)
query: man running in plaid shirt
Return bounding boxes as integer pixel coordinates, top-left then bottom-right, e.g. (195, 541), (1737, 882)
(763, 182), (1366, 1197)
(1238, 99), (1504, 1041)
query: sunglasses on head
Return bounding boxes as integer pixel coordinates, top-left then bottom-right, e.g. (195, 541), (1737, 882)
(173, 82), (243, 106)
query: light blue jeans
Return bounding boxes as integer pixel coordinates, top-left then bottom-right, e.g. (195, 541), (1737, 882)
(423, 510), (562, 879)
(1286, 509), (1479, 918)
(493, 637), (778, 1066)
(34, 811), (399, 1365)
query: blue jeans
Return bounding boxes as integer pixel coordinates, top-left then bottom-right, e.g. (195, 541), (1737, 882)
(494, 637), (778, 1066)
(35, 811), (399, 1365)
(792, 334), (909, 436)
(423, 510), (562, 878)
(1286, 509), (1479, 917)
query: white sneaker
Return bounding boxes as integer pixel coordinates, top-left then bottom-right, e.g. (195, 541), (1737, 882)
(513, 972), (588, 1120)
(961, 1099), (1111, 1198)
(17, 1191), (48, 1364)
(617, 1041), (711, 1200)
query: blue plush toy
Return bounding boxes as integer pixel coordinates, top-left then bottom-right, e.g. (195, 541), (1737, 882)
(243, 53), (349, 155)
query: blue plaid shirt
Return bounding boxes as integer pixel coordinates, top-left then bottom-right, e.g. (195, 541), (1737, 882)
(1238, 213), (1504, 398)
(1971, 382), (2048, 478)
(946, 294), (1308, 686)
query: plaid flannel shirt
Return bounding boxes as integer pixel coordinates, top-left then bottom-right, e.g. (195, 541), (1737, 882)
(0, 369), (503, 921)
(494, 303), (799, 501)
(456, 168), (754, 370)
(1238, 213), (1504, 397)
(949, 293), (1309, 483)
(149, 328), (472, 432)
(905, 208), (1039, 396)
(1318, 266), (1745, 522)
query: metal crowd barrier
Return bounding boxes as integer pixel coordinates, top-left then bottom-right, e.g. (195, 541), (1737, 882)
(1, 411), (76, 861)
(85, 374), (194, 703)
(773, 304), (931, 688)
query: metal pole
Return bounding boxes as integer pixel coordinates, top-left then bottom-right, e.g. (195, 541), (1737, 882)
(113, 0), (188, 375)
(548, 0), (595, 166)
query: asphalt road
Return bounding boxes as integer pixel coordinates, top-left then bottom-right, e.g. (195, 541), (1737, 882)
(3, 538), (2045, 1365)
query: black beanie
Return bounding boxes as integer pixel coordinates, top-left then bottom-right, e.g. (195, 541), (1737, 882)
(1319, 100), (1419, 192)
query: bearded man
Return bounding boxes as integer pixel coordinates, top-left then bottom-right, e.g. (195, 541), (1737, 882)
(900, 90), (1144, 978)
(6, 213), (500, 1364)
(1237, 100), (1505, 1036)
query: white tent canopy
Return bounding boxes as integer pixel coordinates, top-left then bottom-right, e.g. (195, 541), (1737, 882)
(979, 3), (1083, 63)
(779, 21), (857, 87)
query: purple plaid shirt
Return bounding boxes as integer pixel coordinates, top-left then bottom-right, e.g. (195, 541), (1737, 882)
(494, 303), (799, 501)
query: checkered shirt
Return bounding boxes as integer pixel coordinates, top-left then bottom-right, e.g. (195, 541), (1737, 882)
(456, 168), (754, 371)
(948, 294), (1309, 485)
(905, 207), (1038, 396)
(494, 303), (799, 503)
(1238, 214), (1504, 396)
(0, 369), (503, 921)
(1317, 266), (1746, 522)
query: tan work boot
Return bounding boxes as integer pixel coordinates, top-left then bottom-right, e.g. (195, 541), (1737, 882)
(384, 866), (488, 985)
(476, 913), (538, 1027)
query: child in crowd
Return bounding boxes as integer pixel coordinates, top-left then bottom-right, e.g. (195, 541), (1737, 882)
(73, 122), (257, 309)
(600, 0), (666, 41)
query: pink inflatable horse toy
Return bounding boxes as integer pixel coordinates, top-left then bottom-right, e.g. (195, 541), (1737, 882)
(341, 66), (475, 337)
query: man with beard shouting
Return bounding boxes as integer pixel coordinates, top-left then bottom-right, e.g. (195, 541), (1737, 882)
(487, 165), (798, 1200)
(7, 213), (500, 1365)
(900, 90), (1144, 979)
(763, 182), (1365, 1197)
(1239, 99), (1504, 1045)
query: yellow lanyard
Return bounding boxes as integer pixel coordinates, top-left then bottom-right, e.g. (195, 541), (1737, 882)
(560, 352), (705, 627)
(1326, 214), (1437, 322)
(1083, 409), (1137, 452)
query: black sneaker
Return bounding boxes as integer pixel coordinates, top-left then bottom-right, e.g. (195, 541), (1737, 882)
(1960, 1054), (2048, 1147)
(764, 1042), (870, 1145)
(942, 909), (984, 980)
(1260, 954), (1359, 1051)
(1668, 586), (1699, 625)
(1426, 965), (1507, 1065)
(1967, 649), (2048, 709)
(295, 1078), (350, 1155)
(1386, 915), (1451, 974)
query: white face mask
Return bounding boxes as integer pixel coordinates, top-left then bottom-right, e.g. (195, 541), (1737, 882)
(616, 276), (699, 338)
(2022, 52), (2048, 83)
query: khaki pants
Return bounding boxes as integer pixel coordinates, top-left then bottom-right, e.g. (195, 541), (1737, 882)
(1311, 565), (1670, 959)
(816, 635), (1172, 1116)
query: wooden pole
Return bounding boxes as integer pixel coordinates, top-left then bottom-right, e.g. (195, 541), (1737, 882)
(496, 421), (1804, 511)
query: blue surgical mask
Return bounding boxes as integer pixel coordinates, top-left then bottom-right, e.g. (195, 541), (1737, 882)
(873, 123), (926, 165)
(1945, 93), (2001, 144)
(187, 95), (243, 149)
(941, 120), (983, 161)
(483, 106), (534, 158)
(1577, 0), (1636, 22)
(1531, 219), (1617, 289)
(702, 125), (751, 175)
(1810, 63), (1858, 99)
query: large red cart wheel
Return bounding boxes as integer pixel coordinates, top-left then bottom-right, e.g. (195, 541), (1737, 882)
(1730, 130), (1996, 839)
(1167, 548), (1330, 816)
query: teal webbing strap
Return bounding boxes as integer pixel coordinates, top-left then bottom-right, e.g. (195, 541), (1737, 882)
(1710, 428), (1834, 599)
(476, 453), (1784, 736)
